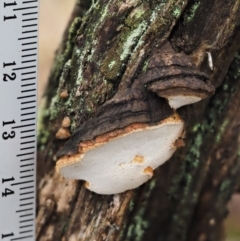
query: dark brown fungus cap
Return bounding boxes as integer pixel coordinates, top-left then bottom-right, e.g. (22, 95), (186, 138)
(138, 42), (215, 109)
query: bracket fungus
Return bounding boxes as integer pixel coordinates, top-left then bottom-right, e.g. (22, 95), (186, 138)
(138, 42), (215, 109)
(56, 41), (214, 195)
(57, 88), (185, 194)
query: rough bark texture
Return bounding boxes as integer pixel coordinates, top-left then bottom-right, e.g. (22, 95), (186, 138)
(37, 0), (240, 241)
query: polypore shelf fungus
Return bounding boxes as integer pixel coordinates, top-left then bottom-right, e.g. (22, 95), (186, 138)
(56, 42), (214, 195)
(138, 42), (215, 109)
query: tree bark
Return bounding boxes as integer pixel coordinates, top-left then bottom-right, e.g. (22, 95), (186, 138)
(37, 1), (240, 240)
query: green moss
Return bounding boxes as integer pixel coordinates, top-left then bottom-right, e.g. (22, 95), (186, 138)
(100, 47), (122, 80)
(124, 5), (147, 29)
(101, 17), (147, 80)
(49, 94), (61, 120)
(215, 119), (229, 143)
(61, 220), (68, 234)
(185, 1), (201, 23)
(172, 6), (181, 18)
(100, 3), (151, 81)
(98, 2), (111, 25)
(108, 60), (116, 69)
(75, 48), (88, 85)
(50, 17), (82, 84)
(128, 199), (135, 212)
(142, 60), (149, 73)
(120, 22), (147, 61)
(125, 180), (156, 241)
(219, 180), (231, 192)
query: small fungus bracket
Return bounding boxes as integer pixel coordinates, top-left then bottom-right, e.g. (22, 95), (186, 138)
(56, 41), (215, 195)
(136, 42), (215, 109)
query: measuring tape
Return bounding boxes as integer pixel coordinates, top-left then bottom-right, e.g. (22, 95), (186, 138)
(0, 1), (38, 240)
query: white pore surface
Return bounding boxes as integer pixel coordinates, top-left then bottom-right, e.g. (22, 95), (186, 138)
(167, 95), (202, 109)
(60, 121), (184, 194)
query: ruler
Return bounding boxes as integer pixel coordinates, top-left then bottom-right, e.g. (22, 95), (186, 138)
(0, 1), (38, 240)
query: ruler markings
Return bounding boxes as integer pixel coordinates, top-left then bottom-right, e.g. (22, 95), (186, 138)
(19, 204), (33, 208)
(20, 133), (35, 137)
(21, 101), (36, 105)
(14, 6), (37, 11)
(11, 235), (33, 240)
(23, 0), (38, 3)
(22, 24), (37, 28)
(20, 191), (34, 196)
(17, 94), (36, 99)
(20, 197), (34, 202)
(21, 118), (36, 122)
(20, 169), (34, 174)
(12, 124), (35, 129)
(20, 164), (34, 169)
(22, 42), (37, 45)
(19, 225), (33, 229)
(22, 77), (36, 81)
(22, 12), (37, 16)
(21, 106), (36, 111)
(16, 151), (35, 156)
(20, 171), (34, 175)
(21, 110), (35, 114)
(22, 30), (37, 34)
(21, 71), (36, 75)
(20, 147), (35, 151)
(13, 65), (36, 70)
(16, 208), (33, 213)
(21, 88), (36, 93)
(20, 159), (34, 163)
(20, 142), (36, 145)
(21, 77), (36, 81)
(19, 230), (33, 234)
(19, 218), (34, 223)
(20, 163), (34, 167)
(22, 60), (36, 64)
(22, 54), (37, 58)
(21, 119), (35, 123)
(20, 145), (35, 150)
(19, 215), (33, 220)
(20, 174), (34, 179)
(20, 143), (35, 145)
(21, 112), (36, 116)
(22, 48), (37, 51)
(20, 167), (34, 170)
(20, 186), (34, 190)
(22, 18), (38, 22)
(21, 83), (36, 87)
(20, 130), (35, 134)
(20, 136), (35, 140)
(12, 181), (34, 187)
(1, 2), (38, 238)
(19, 35), (37, 40)
(21, 107), (36, 111)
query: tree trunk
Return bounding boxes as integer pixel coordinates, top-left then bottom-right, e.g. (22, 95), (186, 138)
(36, 1), (240, 240)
